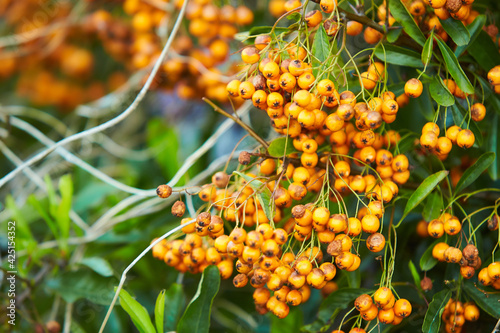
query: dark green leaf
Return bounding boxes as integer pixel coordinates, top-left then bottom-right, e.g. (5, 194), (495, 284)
(449, 103), (483, 146)
(177, 265), (220, 333)
(466, 30), (500, 72)
(248, 26), (290, 36)
(164, 283), (185, 331)
(271, 307), (303, 333)
(80, 257), (114, 277)
(422, 30), (434, 66)
(387, 26), (402, 43)
(234, 171), (275, 221)
(401, 171), (449, 222)
(422, 192), (443, 222)
(312, 25), (329, 64)
(388, 0), (426, 46)
(423, 289), (451, 332)
(46, 270), (116, 305)
(397, 133), (418, 154)
(314, 288), (371, 324)
(408, 260), (421, 289)
(454, 152), (495, 194)
(119, 288), (156, 333)
(374, 44), (424, 68)
(455, 15), (486, 56)
(268, 137), (299, 157)
(420, 239), (441, 271)
(436, 38), (474, 94)
(429, 75), (454, 107)
(463, 281), (500, 318)
(439, 18), (470, 46)
(28, 195), (59, 240)
(488, 113), (499, 180)
(155, 290), (166, 333)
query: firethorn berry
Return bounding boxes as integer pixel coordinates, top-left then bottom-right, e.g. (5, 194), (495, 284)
(428, 219), (445, 238)
(361, 214), (380, 234)
(241, 46), (260, 64)
(462, 244), (479, 261)
(360, 71), (378, 90)
(443, 216), (461, 235)
(456, 129), (475, 148)
(464, 303), (480, 321)
(366, 233), (385, 252)
(420, 131), (438, 150)
(470, 103), (486, 122)
(432, 242), (450, 261)
(335, 251), (356, 270)
(487, 262), (500, 280)
(320, 0), (337, 13)
(422, 122), (440, 136)
(404, 78), (423, 98)
(238, 81), (255, 99)
(305, 10), (323, 27)
(361, 303), (379, 320)
(436, 137), (453, 155)
(392, 154), (409, 172)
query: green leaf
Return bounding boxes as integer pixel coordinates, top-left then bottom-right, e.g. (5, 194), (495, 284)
(420, 239), (441, 271)
(488, 113), (499, 180)
(80, 257), (114, 277)
(268, 137), (299, 157)
(234, 171), (275, 221)
(466, 30), (500, 72)
(312, 288), (371, 325)
(454, 152), (495, 194)
(449, 103), (483, 146)
(455, 15), (486, 56)
(155, 290), (166, 333)
(463, 281), (500, 318)
(439, 18), (470, 46)
(388, 0), (426, 46)
(423, 289), (451, 332)
(28, 195), (59, 240)
(386, 26), (402, 43)
(46, 270), (116, 305)
(119, 288), (156, 333)
(429, 75), (454, 107)
(435, 38), (474, 94)
(422, 192), (443, 222)
(401, 171), (449, 222)
(312, 25), (329, 63)
(164, 283), (185, 331)
(408, 260), (421, 290)
(177, 265), (220, 333)
(271, 307), (303, 333)
(248, 26), (290, 36)
(374, 44), (424, 68)
(147, 119), (181, 183)
(422, 30), (434, 66)
(5, 195), (33, 241)
(73, 183), (114, 213)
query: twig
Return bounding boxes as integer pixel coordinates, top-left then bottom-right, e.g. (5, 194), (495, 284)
(97, 219), (197, 333)
(63, 302), (73, 333)
(203, 98), (269, 149)
(0, 0), (187, 190)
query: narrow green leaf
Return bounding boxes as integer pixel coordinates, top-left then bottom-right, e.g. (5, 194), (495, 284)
(408, 260), (421, 289)
(271, 307), (303, 333)
(420, 239), (441, 271)
(488, 113), (499, 180)
(401, 171), (449, 221)
(164, 283), (185, 331)
(268, 137), (299, 157)
(388, 0), (426, 46)
(422, 192), (443, 222)
(454, 152), (495, 194)
(387, 26), (402, 43)
(177, 265), (220, 333)
(119, 289), (156, 333)
(27, 195), (59, 240)
(423, 289), (451, 332)
(449, 103), (483, 146)
(248, 26), (290, 36)
(466, 30), (500, 72)
(455, 15), (486, 56)
(429, 75), (454, 107)
(422, 29), (434, 66)
(155, 290), (166, 333)
(234, 171), (275, 221)
(436, 38), (474, 94)
(312, 25), (329, 63)
(374, 44), (424, 68)
(463, 281), (500, 318)
(439, 18), (470, 46)
(80, 257), (114, 277)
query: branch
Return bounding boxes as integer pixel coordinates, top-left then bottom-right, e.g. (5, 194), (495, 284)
(202, 98), (269, 149)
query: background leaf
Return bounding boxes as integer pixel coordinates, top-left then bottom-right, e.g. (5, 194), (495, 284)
(420, 239), (441, 271)
(439, 18), (470, 46)
(455, 15), (486, 56)
(155, 290), (166, 333)
(388, 0), (426, 46)
(271, 307), (303, 333)
(423, 289), (451, 332)
(463, 282), (500, 318)
(422, 192), (443, 222)
(465, 30), (500, 72)
(119, 288), (156, 333)
(164, 283), (186, 331)
(436, 38), (474, 94)
(454, 152), (495, 194)
(422, 30), (434, 66)
(234, 171), (275, 221)
(401, 171), (449, 222)
(488, 113), (499, 180)
(408, 260), (421, 289)
(177, 265), (220, 333)
(268, 137), (298, 157)
(80, 257), (114, 277)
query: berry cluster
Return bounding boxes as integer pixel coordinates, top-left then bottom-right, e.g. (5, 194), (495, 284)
(354, 290), (412, 325)
(441, 299), (480, 333)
